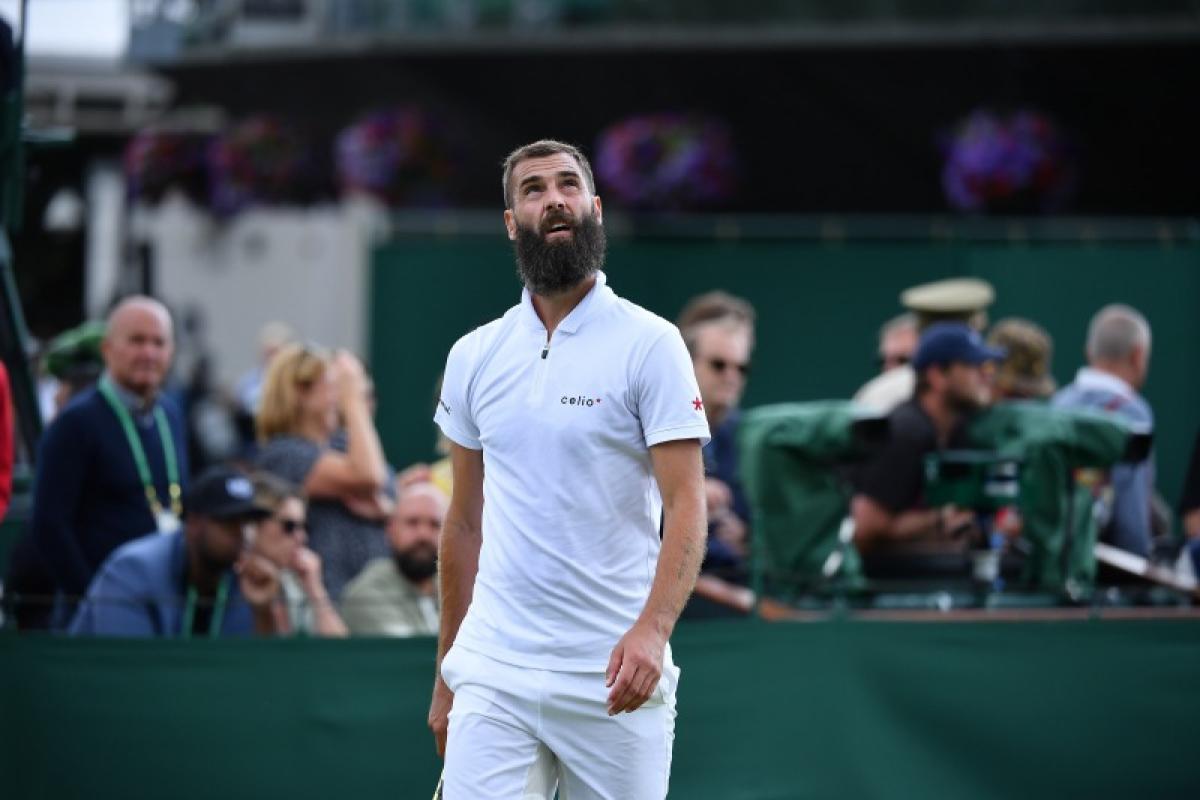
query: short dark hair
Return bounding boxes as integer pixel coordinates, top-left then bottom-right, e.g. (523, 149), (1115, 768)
(251, 471), (304, 510)
(501, 139), (595, 209)
(677, 291), (757, 356)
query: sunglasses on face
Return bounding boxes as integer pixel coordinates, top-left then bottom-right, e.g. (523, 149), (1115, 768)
(275, 517), (307, 536)
(705, 358), (750, 378)
(877, 354), (911, 369)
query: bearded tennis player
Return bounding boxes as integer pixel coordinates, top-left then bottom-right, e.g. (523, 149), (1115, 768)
(427, 139), (709, 798)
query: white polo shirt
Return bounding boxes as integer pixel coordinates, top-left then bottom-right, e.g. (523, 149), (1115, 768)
(434, 270), (710, 671)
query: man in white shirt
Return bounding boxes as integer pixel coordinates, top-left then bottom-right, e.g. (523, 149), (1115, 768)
(428, 139), (709, 799)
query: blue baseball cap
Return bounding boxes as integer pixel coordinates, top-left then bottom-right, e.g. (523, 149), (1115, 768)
(913, 322), (1006, 371)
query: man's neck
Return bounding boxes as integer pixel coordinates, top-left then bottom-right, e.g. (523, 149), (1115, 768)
(185, 547), (222, 596)
(706, 404), (729, 431)
(1087, 361), (1139, 393)
(410, 576), (437, 597)
(105, 373), (158, 413)
(296, 418), (328, 444)
(917, 392), (961, 448)
(530, 274), (596, 338)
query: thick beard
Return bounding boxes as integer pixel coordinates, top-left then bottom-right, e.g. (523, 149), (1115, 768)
(947, 386), (987, 415)
(393, 543), (438, 584)
(513, 210), (606, 296)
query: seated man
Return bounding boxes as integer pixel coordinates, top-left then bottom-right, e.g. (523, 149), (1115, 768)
(70, 466), (280, 637)
(1053, 304), (1156, 558)
(341, 482), (446, 636)
(677, 291), (757, 614)
(851, 322), (1002, 556)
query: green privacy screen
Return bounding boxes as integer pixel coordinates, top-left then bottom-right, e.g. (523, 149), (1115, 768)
(368, 235), (1200, 511)
(2, 620), (1197, 799)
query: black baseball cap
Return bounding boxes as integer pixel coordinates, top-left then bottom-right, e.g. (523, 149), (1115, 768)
(913, 322), (1006, 372)
(183, 466), (274, 521)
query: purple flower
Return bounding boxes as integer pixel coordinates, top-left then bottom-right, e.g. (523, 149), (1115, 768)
(335, 107), (456, 207)
(124, 130), (209, 205)
(595, 113), (739, 211)
(941, 109), (1075, 214)
(207, 115), (312, 217)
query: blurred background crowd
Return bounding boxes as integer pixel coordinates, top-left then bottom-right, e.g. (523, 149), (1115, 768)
(0, 0), (1198, 637)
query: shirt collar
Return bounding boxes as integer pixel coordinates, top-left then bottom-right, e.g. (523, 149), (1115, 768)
(1074, 366), (1138, 401)
(519, 270), (613, 334)
(102, 371), (159, 417)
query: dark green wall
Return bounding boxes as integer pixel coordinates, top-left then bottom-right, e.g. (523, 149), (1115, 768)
(3, 620), (1198, 798)
(369, 236), (1200, 510)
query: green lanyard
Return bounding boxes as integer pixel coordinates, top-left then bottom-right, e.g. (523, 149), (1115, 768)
(98, 377), (182, 518)
(180, 575), (230, 640)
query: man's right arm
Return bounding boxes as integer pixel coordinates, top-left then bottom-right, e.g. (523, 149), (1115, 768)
(31, 411), (93, 597)
(428, 441), (484, 757)
(851, 495), (969, 550)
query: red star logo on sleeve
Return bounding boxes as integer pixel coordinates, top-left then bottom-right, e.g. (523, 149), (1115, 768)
(692, 397), (704, 411)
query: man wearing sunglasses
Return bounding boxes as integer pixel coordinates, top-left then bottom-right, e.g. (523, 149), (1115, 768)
(678, 291), (757, 615)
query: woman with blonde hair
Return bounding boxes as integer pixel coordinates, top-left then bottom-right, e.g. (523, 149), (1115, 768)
(255, 343), (392, 600)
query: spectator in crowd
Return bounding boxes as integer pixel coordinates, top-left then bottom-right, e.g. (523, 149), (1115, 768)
(855, 278), (994, 413)
(233, 321), (296, 449)
(255, 343), (391, 601)
(249, 471), (348, 637)
(1179, 430), (1200, 577)
(981, 318), (1058, 541)
(1053, 304), (1155, 558)
(235, 321), (295, 416)
(3, 321), (107, 628)
(31, 296), (190, 615)
(851, 322), (1003, 553)
(41, 320), (106, 419)
(69, 466), (279, 637)
(987, 318), (1056, 402)
(678, 291), (755, 573)
(876, 313), (919, 374)
(341, 481), (446, 636)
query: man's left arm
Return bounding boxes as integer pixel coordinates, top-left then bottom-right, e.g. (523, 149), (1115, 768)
(606, 438), (706, 715)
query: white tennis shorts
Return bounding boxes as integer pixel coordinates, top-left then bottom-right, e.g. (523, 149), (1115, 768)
(439, 644), (680, 799)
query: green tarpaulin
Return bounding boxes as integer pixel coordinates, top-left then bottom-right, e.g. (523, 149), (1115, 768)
(3, 620), (1197, 799)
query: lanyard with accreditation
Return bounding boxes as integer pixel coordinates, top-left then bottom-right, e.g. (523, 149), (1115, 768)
(180, 576), (230, 640)
(98, 376), (183, 532)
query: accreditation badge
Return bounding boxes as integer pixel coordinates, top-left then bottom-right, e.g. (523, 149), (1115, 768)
(156, 510), (182, 534)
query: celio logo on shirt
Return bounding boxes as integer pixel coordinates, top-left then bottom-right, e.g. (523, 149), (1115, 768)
(561, 394), (603, 407)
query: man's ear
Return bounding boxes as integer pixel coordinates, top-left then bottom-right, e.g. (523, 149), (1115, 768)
(1130, 344), (1150, 382)
(503, 209), (517, 241)
(593, 195), (603, 224)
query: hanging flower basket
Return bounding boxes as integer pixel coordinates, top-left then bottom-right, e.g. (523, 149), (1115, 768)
(124, 129), (209, 206)
(334, 107), (456, 207)
(207, 115), (313, 216)
(941, 109), (1075, 214)
(594, 113), (739, 211)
